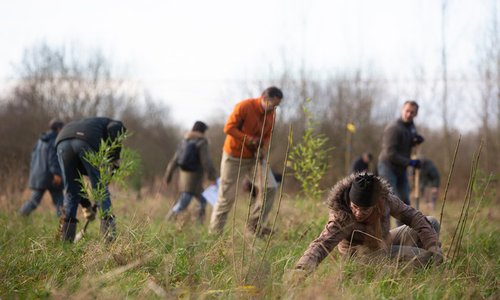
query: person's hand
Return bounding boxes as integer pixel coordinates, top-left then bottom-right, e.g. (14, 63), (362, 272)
(409, 159), (421, 168)
(413, 134), (425, 145)
(427, 245), (444, 265)
(247, 136), (260, 148)
(53, 174), (62, 186)
(82, 205), (96, 221)
(283, 268), (309, 287)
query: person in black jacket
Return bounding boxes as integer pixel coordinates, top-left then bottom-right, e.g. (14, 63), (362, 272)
(350, 152), (373, 174)
(19, 119), (64, 217)
(55, 117), (126, 242)
(377, 101), (424, 225)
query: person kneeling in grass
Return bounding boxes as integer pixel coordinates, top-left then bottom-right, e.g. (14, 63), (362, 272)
(294, 173), (443, 275)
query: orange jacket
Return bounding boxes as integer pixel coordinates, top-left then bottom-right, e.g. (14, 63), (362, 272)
(223, 98), (276, 158)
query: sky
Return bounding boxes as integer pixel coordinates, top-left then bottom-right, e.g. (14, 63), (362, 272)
(0, 0), (497, 130)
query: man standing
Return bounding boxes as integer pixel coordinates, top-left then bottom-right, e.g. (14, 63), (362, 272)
(378, 101), (424, 221)
(209, 86), (283, 236)
(164, 121), (217, 223)
(19, 119), (64, 217)
(55, 117), (126, 242)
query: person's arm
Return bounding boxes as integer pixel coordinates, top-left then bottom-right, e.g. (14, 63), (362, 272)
(388, 193), (440, 250)
(164, 150), (179, 184)
(224, 102), (247, 141)
(198, 139), (217, 182)
(384, 125), (411, 168)
(48, 137), (62, 186)
(295, 213), (348, 272)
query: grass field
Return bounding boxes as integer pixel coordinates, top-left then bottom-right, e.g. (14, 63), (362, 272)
(1, 182), (498, 299)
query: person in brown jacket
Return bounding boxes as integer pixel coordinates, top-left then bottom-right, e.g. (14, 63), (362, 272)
(165, 121), (217, 223)
(294, 173), (443, 274)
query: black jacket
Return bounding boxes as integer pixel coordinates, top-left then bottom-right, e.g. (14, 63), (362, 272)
(56, 117), (126, 160)
(378, 118), (418, 174)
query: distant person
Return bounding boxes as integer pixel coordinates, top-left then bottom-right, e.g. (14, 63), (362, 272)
(209, 86), (283, 236)
(19, 119), (64, 217)
(164, 121), (217, 224)
(350, 152), (373, 174)
(417, 158), (440, 211)
(291, 173), (442, 278)
(378, 101), (424, 224)
(55, 117), (126, 242)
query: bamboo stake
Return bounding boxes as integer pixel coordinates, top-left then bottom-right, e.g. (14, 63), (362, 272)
(439, 135), (461, 226)
(254, 124), (292, 279)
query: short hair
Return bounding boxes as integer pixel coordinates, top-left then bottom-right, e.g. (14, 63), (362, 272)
(192, 121), (208, 133)
(262, 86), (283, 99)
(403, 100), (419, 112)
(49, 119), (64, 131)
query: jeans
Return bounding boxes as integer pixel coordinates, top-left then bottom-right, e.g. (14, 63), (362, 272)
(378, 161), (410, 226)
(19, 188), (63, 217)
(171, 192), (207, 219)
(389, 216), (440, 259)
(57, 139), (111, 219)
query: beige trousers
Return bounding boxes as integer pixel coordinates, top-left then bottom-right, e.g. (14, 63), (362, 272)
(209, 152), (278, 234)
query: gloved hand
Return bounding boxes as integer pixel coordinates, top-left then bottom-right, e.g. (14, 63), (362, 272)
(412, 134), (425, 145)
(283, 268), (309, 287)
(53, 174), (62, 186)
(82, 205), (97, 221)
(427, 245), (444, 265)
(409, 159), (421, 168)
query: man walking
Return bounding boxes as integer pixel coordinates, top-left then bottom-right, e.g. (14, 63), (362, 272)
(55, 117), (126, 242)
(209, 86), (283, 236)
(378, 101), (424, 222)
(19, 119), (64, 217)
(164, 121), (217, 223)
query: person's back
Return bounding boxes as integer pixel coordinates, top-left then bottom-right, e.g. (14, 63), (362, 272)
(165, 121), (216, 223)
(350, 152), (372, 174)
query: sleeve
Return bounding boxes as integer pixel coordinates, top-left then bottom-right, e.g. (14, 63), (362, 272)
(260, 114), (275, 153)
(384, 125), (411, 168)
(387, 193), (440, 250)
(295, 213), (349, 272)
(224, 102), (248, 142)
(198, 139), (217, 181)
(48, 137), (61, 176)
(164, 149), (179, 183)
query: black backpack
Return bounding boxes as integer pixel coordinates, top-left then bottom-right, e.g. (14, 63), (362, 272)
(176, 139), (201, 171)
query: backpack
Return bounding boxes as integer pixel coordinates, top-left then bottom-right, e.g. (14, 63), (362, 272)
(176, 139), (201, 171)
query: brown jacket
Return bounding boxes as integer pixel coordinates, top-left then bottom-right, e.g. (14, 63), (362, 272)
(296, 174), (439, 271)
(165, 131), (217, 195)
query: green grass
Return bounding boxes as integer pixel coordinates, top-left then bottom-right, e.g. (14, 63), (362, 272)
(1, 190), (498, 299)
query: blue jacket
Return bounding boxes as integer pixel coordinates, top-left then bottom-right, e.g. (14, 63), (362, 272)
(28, 130), (62, 190)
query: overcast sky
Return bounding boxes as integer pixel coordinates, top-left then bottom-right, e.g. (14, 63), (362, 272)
(0, 0), (497, 129)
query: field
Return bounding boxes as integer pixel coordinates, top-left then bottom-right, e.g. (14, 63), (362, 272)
(1, 181), (498, 299)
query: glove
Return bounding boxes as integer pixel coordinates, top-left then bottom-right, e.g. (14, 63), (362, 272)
(427, 245), (444, 265)
(53, 174), (62, 186)
(409, 159), (421, 168)
(82, 205), (97, 221)
(283, 268), (309, 287)
(413, 134), (425, 145)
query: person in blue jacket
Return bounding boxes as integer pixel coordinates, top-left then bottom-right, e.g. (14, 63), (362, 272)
(55, 117), (126, 242)
(19, 119), (64, 217)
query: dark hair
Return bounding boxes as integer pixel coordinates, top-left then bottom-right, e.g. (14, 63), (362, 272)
(262, 86), (283, 99)
(49, 119), (64, 131)
(192, 121), (208, 133)
(403, 100), (419, 112)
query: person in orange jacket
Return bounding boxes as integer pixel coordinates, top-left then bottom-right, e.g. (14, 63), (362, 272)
(209, 86), (283, 236)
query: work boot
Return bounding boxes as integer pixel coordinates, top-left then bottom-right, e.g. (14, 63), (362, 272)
(59, 217), (78, 242)
(247, 220), (273, 238)
(100, 215), (117, 243)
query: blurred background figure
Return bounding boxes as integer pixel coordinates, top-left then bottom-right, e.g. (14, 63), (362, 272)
(164, 121), (217, 224)
(412, 158), (440, 211)
(350, 152), (373, 174)
(19, 119), (64, 217)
